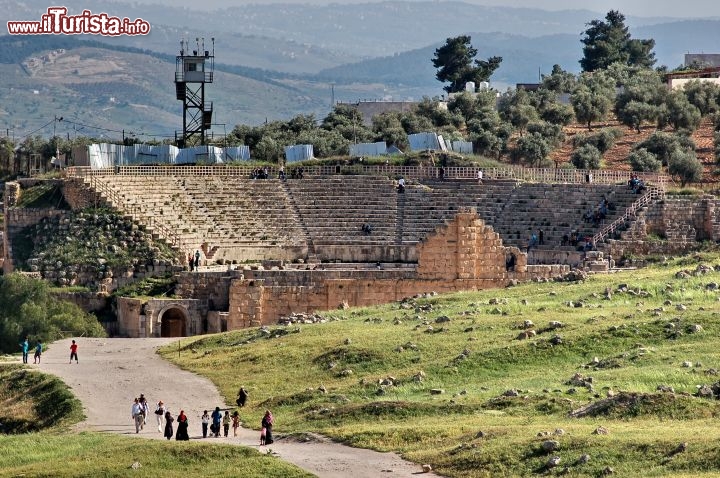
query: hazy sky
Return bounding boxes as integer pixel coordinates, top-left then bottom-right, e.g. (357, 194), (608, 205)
(143, 0), (720, 18)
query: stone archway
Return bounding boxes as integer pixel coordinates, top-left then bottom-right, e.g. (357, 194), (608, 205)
(160, 307), (188, 337)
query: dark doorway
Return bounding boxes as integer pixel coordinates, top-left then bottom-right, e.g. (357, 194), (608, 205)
(161, 308), (187, 337)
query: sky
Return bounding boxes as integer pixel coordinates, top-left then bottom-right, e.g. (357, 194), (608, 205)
(137, 0), (720, 18)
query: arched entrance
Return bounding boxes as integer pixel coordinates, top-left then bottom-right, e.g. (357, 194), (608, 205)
(160, 307), (187, 337)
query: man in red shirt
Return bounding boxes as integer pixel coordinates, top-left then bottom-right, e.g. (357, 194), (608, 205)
(70, 340), (79, 364)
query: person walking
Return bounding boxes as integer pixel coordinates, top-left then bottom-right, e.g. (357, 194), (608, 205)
(236, 387), (248, 407)
(261, 410), (274, 445)
(155, 400), (166, 432)
(211, 406), (222, 438)
(176, 410), (189, 441)
(69, 340), (79, 364)
(232, 411), (240, 437)
(33, 341), (43, 364)
(163, 411), (174, 440)
(19, 337), (29, 364)
(194, 250), (201, 270)
(223, 410), (231, 437)
(188, 252), (194, 272)
(138, 394), (149, 428)
(201, 410), (210, 438)
(131, 398), (144, 433)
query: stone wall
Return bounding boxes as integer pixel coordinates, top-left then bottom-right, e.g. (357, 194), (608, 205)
(62, 178), (103, 210)
(175, 271), (233, 311)
(54, 291), (109, 313)
(116, 297), (203, 337)
(4, 182), (20, 208)
(117, 297), (145, 337)
(225, 211), (568, 328)
(416, 210), (526, 280)
(606, 197), (720, 257)
(3, 208), (67, 273)
(120, 211), (571, 336)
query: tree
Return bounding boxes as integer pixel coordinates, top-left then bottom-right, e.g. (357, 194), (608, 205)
(498, 88), (539, 135)
(571, 144), (602, 170)
(683, 80), (720, 116)
(0, 274), (105, 354)
(668, 149), (703, 186)
(614, 69), (667, 132)
(513, 132), (551, 167)
(628, 148), (662, 172)
(372, 112), (408, 150)
(433, 35), (502, 93)
(527, 121), (565, 149)
(715, 132), (720, 164)
(635, 132), (695, 167)
(571, 72), (614, 130)
(580, 10), (655, 72)
(322, 104), (373, 144)
(541, 64), (577, 93)
(663, 90), (702, 132)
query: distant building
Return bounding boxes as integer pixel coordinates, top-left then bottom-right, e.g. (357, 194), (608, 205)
(665, 67), (720, 90)
(685, 53), (720, 68)
(516, 83), (541, 92)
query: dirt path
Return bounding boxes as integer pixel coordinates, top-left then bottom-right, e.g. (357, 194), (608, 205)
(37, 338), (441, 477)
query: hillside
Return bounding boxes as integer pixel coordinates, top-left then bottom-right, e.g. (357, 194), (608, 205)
(550, 117), (718, 184)
(0, 37), (340, 136)
(161, 251), (720, 477)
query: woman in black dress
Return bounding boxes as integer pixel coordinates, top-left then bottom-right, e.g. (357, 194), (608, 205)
(261, 410), (274, 445)
(164, 411), (174, 440)
(175, 410), (190, 441)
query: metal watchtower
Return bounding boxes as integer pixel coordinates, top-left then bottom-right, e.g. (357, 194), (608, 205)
(175, 37), (214, 147)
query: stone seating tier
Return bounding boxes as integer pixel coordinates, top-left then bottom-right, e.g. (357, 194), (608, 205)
(83, 174), (645, 263)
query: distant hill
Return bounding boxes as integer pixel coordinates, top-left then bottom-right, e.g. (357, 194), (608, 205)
(318, 19), (720, 89)
(0, 0), (674, 60)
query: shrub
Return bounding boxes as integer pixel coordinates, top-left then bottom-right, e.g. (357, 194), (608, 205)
(571, 144), (602, 170)
(635, 132), (695, 166)
(628, 148), (662, 172)
(572, 127), (624, 153)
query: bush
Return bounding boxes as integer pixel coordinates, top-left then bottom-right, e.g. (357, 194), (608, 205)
(635, 132), (695, 166)
(628, 148), (662, 172)
(716, 132), (720, 165)
(571, 144), (602, 170)
(572, 128), (624, 153)
(527, 121), (565, 147)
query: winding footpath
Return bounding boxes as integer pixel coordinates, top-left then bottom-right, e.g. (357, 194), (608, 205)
(36, 338), (442, 478)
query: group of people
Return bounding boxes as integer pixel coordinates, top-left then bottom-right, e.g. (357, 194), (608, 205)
(188, 250), (201, 271)
(201, 407), (241, 438)
(582, 197), (612, 227)
(19, 337), (76, 364)
(130, 387), (273, 445)
(19, 337), (43, 364)
(628, 175), (647, 194)
(561, 230), (596, 252)
(526, 230), (545, 252)
(249, 166), (301, 180)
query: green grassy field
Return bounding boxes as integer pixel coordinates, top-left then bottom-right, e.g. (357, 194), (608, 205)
(159, 251), (720, 477)
(0, 364), (311, 478)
